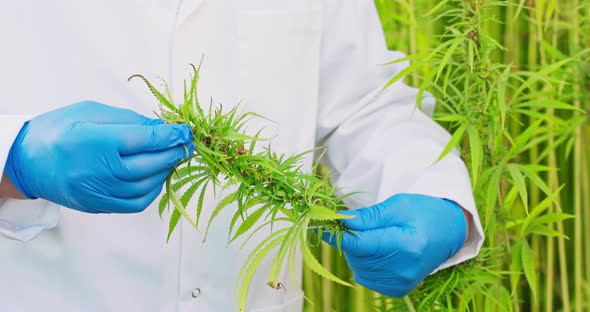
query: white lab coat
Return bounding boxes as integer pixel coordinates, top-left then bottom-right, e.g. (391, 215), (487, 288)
(0, 1), (484, 311)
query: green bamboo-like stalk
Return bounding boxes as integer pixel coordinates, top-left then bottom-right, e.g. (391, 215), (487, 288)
(583, 128), (590, 306)
(536, 2), (555, 312)
(505, 3), (523, 310)
(584, 1), (590, 292)
(303, 244), (320, 312)
(485, 4), (513, 312)
(535, 3), (575, 311)
(569, 0), (583, 310)
(352, 281), (368, 312)
(544, 1), (560, 310)
(408, 0), (418, 86)
(320, 244), (332, 311)
(582, 4), (590, 307)
(526, 3), (543, 309)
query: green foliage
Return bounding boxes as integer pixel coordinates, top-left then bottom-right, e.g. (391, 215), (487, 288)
(304, 0), (589, 311)
(377, 0), (579, 308)
(130, 63), (355, 311)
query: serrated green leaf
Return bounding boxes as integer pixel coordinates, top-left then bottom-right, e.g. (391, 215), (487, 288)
(307, 205), (353, 221)
(508, 120), (543, 158)
(425, 0), (452, 16)
(381, 63), (420, 92)
(515, 99), (584, 112)
(527, 223), (567, 238)
(204, 191), (238, 241)
(435, 39), (461, 83)
(485, 168), (502, 229)
(508, 164), (528, 213)
(433, 114), (466, 122)
(300, 226), (353, 288)
(167, 209), (182, 242)
(168, 188), (197, 230)
(521, 188), (563, 236)
(159, 192), (169, 218)
(305, 182), (325, 203)
(128, 74), (178, 113)
(534, 212), (575, 225)
(238, 240), (284, 311)
(467, 126), (482, 187)
(510, 239), (522, 295)
(521, 240), (538, 298)
(181, 178), (206, 207)
(239, 218), (292, 250)
(196, 181), (209, 226)
(287, 227), (302, 295)
(520, 165), (554, 197)
(224, 130), (262, 142)
(436, 123), (466, 163)
(268, 223), (301, 287)
(231, 203), (270, 242)
(228, 198), (265, 242)
(237, 228), (289, 311)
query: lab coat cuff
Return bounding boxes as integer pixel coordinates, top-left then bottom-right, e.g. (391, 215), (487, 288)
(0, 200), (59, 241)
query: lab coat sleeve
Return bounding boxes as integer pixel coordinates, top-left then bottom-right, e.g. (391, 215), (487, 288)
(316, 1), (484, 270)
(0, 115), (59, 242)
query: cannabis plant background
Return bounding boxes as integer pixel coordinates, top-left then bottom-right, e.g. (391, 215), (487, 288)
(302, 0), (590, 311)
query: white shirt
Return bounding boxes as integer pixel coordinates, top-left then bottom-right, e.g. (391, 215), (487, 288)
(0, 1), (484, 311)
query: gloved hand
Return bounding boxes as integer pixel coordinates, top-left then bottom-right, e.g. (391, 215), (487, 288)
(322, 193), (467, 297)
(4, 101), (194, 213)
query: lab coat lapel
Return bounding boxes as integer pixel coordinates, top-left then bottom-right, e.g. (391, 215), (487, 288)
(176, 0), (206, 27)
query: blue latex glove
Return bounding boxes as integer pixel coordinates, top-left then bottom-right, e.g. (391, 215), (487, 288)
(4, 101), (195, 213)
(322, 193), (467, 297)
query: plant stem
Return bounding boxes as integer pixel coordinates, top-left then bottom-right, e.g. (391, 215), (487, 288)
(583, 126), (590, 303)
(569, 0), (583, 310)
(403, 296), (417, 312)
(408, 0), (418, 86)
(527, 2), (542, 310)
(544, 1), (561, 311)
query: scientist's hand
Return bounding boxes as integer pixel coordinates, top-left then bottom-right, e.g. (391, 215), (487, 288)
(4, 101), (195, 213)
(322, 193), (467, 297)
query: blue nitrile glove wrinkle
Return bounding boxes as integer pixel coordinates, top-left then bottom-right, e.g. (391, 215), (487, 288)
(3, 101), (195, 214)
(322, 193), (467, 297)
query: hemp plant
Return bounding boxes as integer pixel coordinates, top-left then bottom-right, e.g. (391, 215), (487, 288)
(376, 0), (582, 311)
(129, 62), (354, 311)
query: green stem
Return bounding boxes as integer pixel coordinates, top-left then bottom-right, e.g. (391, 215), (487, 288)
(408, 0), (418, 86)
(506, 2), (522, 308)
(527, 3), (542, 311)
(403, 296), (417, 312)
(581, 2), (590, 308)
(544, 2), (561, 311)
(583, 127), (590, 297)
(569, 0), (583, 310)
(321, 243), (333, 312)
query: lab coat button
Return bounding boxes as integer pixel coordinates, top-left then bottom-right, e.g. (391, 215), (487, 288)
(191, 288), (202, 298)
